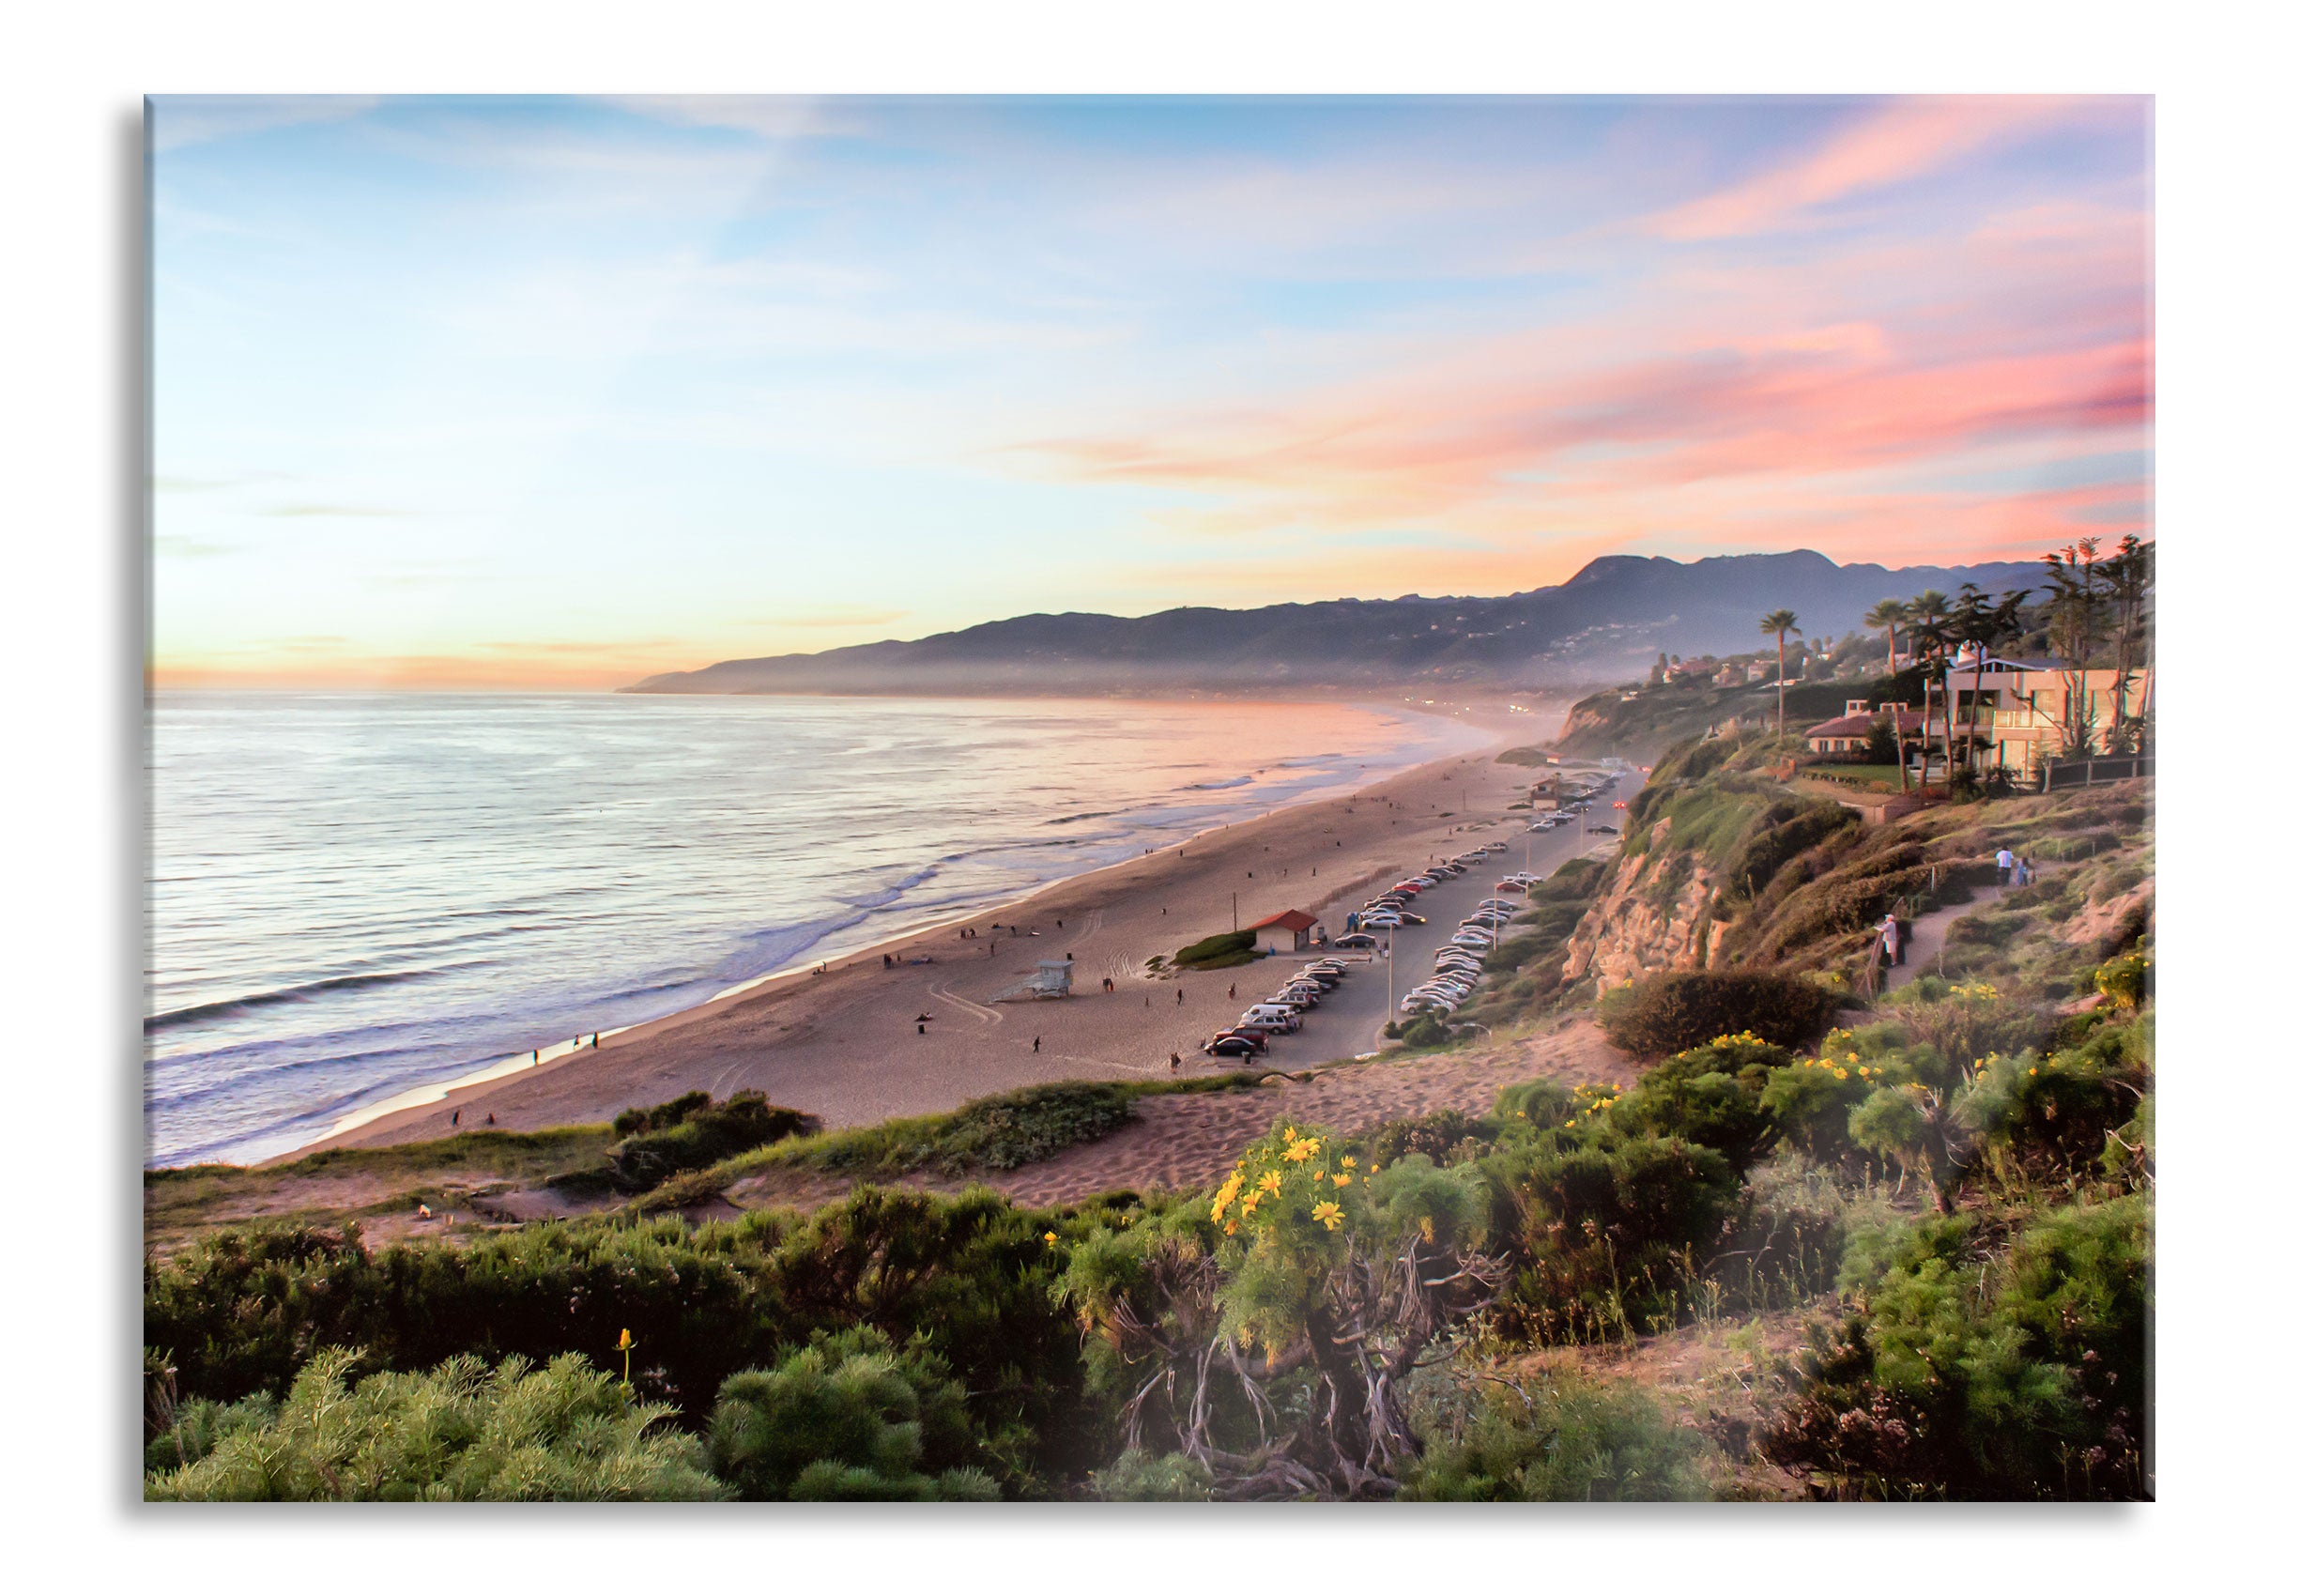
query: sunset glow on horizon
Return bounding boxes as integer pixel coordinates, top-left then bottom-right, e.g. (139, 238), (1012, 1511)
(151, 95), (2150, 690)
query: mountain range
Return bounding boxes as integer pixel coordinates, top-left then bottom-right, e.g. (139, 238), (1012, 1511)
(624, 549), (2045, 698)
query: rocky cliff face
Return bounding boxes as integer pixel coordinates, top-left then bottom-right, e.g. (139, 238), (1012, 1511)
(1560, 818), (1734, 992)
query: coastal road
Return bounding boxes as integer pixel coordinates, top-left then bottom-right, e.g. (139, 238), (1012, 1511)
(1232, 764), (1645, 1067)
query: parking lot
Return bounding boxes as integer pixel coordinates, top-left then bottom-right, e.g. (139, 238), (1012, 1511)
(1211, 765), (1644, 1063)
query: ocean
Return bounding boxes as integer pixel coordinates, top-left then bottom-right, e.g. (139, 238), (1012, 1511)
(146, 692), (1487, 1166)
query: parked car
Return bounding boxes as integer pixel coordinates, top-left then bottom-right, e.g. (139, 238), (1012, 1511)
(1590, 823), (1618, 835)
(1330, 932), (1378, 950)
(1204, 1035), (1266, 1057)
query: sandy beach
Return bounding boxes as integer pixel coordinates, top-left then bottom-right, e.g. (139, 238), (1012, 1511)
(302, 701), (1573, 1155)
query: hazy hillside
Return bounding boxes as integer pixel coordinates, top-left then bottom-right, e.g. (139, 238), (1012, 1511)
(627, 550), (2043, 697)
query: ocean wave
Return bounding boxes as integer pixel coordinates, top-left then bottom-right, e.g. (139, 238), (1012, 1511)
(1180, 775), (1253, 790)
(146, 967), (462, 1034)
(1045, 809), (1117, 826)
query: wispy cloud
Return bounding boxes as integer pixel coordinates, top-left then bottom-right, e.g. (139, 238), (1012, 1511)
(259, 503), (408, 519)
(600, 96), (868, 143)
(150, 95), (382, 154)
(1646, 97), (2103, 241)
(154, 535), (241, 559)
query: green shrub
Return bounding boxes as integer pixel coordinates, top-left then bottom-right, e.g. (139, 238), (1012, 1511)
(707, 1328), (1000, 1501)
(1607, 1036), (1792, 1174)
(1399, 1015), (1452, 1050)
(1490, 1080), (1576, 1130)
(146, 1346), (727, 1501)
(145, 1185), (1104, 1492)
(613, 1091), (711, 1139)
(1090, 1448), (1217, 1501)
(1402, 1367), (1710, 1501)
(1361, 1108), (1493, 1170)
(1597, 970), (1838, 1058)
(603, 1092), (815, 1192)
(1173, 928), (1257, 969)
(2093, 945), (2152, 1009)
(1490, 1130), (1740, 1342)
(1769, 1194), (2151, 1499)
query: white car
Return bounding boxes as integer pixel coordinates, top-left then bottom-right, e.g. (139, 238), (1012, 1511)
(1359, 913), (1403, 929)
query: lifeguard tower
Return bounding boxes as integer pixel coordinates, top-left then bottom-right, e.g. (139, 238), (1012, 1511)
(992, 959), (1074, 1003)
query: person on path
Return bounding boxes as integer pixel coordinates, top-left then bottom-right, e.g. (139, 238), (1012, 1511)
(1177, 989), (1185, 1005)
(451, 1109), (460, 1128)
(1228, 983), (1236, 1000)
(1033, 1036), (1041, 1053)
(1996, 846), (2016, 885)
(485, 1113), (496, 1126)
(1169, 1052), (1181, 1072)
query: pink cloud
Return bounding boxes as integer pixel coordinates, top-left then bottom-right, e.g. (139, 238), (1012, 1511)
(1648, 97), (2093, 241)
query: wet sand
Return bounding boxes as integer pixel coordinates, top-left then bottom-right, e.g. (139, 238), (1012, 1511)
(306, 703), (1574, 1154)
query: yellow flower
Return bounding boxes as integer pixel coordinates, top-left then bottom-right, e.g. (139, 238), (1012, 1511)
(1341, 1156), (1357, 1169)
(1332, 1173), (1352, 1188)
(1224, 1220), (1237, 1235)
(1282, 1126), (1297, 1143)
(1312, 1170), (1326, 1183)
(1284, 1140), (1317, 1163)
(1240, 1192), (1261, 1215)
(1311, 1200), (1343, 1231)
(1044, 1232), (1058, 1244)
(1258, 1171), (1281, 1194)
(1369, 1163), (1379, 1174)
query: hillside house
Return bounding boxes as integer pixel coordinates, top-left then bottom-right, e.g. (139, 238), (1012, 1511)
(1248, 909), (1323, 956)
(1940, 652), (2154, 775)
(1805, 699), (1924, 757)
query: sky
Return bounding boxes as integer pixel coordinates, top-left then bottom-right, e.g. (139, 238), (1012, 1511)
(150, 95), (2151, 689)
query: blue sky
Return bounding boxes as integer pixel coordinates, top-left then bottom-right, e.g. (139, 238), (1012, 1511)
(150, 95), (2149, 686)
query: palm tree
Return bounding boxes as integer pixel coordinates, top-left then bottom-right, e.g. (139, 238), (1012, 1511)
(1909, 590), (1953, 666)
(1759, 608), (1801, 735)
(1865, 598), (1909, 673)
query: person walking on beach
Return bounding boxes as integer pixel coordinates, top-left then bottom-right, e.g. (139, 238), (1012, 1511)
(1177, 988), (1185, 1005)
(1227, 983), (1235, 1000)
(1033, 1036), (1041, 1053)
(451, 1109), (460, 1128)
(1170, 1052), (1181, 1072)
(485, 1113), (496, 1126)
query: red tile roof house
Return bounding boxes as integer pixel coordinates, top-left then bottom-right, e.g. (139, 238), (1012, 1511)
(1248, 909), (1323, 955)
(1804, 699), (1924, 757)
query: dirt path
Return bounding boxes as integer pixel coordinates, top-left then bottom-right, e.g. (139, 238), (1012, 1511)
(727, 1016), (1630, 1213)
(1884, 863), (2062, 990)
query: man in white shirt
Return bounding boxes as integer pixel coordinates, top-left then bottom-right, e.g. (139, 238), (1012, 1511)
(1996, 847), (2016, 885)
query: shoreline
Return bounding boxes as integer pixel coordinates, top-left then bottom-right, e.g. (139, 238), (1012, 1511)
(268, 698), (1562, 1166)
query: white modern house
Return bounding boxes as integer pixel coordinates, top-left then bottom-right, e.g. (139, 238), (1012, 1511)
(1939, 648), (2154, 775)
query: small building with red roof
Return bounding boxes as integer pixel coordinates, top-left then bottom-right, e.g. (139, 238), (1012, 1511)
(1248, 909), (1323, 955)
(1805, 699), (1924, 757)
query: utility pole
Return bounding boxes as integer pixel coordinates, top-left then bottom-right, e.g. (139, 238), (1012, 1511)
(1232, 892), (1237, 932)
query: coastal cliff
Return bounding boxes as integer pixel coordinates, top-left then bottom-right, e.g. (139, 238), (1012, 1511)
(1559, 817), (1731, 993)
